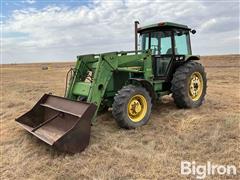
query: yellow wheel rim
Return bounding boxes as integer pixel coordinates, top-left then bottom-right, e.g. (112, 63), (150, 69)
(188, 72), (203, 101)
(127, 94), (148, 122)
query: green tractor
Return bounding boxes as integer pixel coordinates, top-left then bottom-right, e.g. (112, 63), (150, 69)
(16, 21), (207, 153)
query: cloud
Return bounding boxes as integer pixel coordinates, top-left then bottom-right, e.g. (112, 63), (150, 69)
(2, 0), (240, 63)
(22, 0), (36, 4)
(199, 18), (217, 32)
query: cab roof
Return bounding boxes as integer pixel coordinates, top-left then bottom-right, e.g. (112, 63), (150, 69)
(137, 22), (190, 32)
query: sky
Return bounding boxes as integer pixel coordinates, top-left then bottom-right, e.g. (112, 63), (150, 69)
(1, 0), (239, 64)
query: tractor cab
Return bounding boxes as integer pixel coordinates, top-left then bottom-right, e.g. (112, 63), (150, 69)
(136, 22), (196, 79)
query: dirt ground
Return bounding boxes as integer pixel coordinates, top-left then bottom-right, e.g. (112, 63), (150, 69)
(1, 55), (239, 179)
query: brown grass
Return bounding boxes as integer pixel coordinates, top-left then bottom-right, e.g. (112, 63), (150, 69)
(1, 55), (240, 179)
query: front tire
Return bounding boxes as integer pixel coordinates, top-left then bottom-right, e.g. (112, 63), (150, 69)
(112, 85), (152, 129)
(171, 61), (207, 108)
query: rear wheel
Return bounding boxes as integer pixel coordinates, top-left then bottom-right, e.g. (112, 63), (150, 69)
(112, 85), (152, 129)
(171, 61), (207, 108)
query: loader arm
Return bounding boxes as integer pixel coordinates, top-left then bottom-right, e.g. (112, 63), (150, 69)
(65, 51), (151, 122)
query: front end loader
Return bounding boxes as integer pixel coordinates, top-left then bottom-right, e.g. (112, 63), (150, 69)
(16, 21), (207, 153)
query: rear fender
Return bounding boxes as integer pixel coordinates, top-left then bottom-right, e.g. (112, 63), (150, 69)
(185, 55), (200, 61)
(173, 55), (200, 72)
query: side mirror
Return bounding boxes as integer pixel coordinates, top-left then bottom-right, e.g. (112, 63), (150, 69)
(191, 29), (196, 34)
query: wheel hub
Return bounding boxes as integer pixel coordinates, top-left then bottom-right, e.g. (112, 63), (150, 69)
(127, 95), (148, 122)
(129, 100), (142, 115)
(189, 72), (203, 101)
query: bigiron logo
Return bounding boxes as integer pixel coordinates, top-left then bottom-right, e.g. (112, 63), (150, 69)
(181, 161), (237, 179)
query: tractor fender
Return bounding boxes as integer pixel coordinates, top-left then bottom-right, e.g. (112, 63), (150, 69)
(129, 78), (156, 100)
(185, 55), (200, 61)
(172, 55), (201, 81)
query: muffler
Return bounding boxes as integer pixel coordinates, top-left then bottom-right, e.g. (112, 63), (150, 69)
(15, 94), (97, 153)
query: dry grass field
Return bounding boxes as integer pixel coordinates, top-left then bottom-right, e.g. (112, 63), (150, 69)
(1, 55), (240, 179)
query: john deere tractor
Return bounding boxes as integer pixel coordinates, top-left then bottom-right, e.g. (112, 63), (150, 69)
(16, 21), (207, 153)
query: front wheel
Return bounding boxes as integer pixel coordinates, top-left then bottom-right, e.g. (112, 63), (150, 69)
(171, 61), (207, 108)
(112, 85), (152, 129)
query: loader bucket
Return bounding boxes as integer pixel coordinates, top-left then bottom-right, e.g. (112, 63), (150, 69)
(15, 94), (97, 153)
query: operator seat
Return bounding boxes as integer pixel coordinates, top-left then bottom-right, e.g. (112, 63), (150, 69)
(166, 48), (178, 55)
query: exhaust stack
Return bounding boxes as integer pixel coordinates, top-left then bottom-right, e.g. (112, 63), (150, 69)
(134, 21), (139, 53)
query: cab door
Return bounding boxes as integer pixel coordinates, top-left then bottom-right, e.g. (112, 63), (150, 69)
(151, 31), (174, 79)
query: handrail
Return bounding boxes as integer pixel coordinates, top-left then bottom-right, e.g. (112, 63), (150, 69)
(64, 68), (74, 97)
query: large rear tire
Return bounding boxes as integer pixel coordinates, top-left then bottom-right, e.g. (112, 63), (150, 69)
(171, 61), (207, 108)
(112, 85), (152, 129)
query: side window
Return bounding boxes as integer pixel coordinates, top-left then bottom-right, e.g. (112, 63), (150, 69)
(174, 32), (190, 55)
(141, 33), (149, 50)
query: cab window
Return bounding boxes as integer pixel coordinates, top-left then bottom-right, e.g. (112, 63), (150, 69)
(149, 31), (172, 55)
(140, 31), (173, 55)
(174, 31), (191, 55)
(140, 33), (149, 50)
(159, 31), (172, 55)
